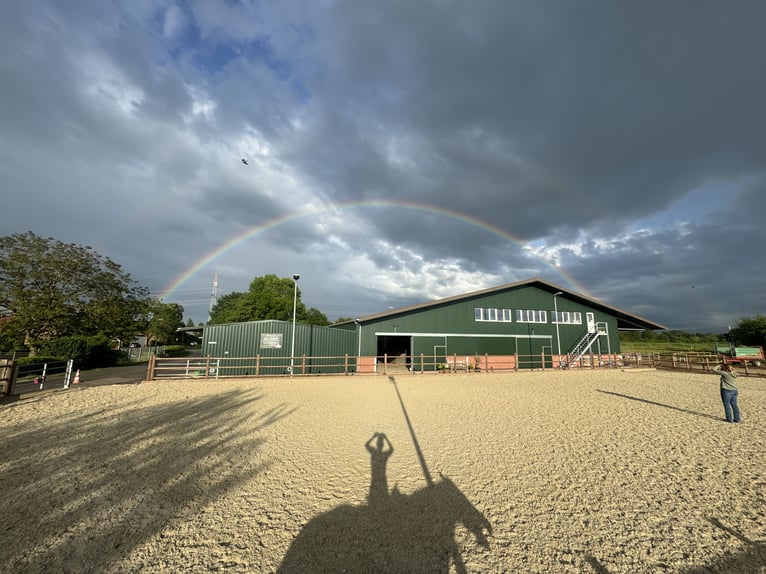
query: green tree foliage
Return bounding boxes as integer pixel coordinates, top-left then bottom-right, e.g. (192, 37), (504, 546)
(208, 274), (329, 326)
(304, 308), (330, 327)
(0, 232), (150, 354)
(41, 334), (116, 369)
(145, 301), (185, 345)
(208, 292), (252, 324)
(728, 316), (766, 347)
(618, 329), (726, 352)
(619, 330), (724, 344)
(0, 315), (24, 351)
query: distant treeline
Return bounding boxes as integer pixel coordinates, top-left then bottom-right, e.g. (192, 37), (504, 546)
(620, 316), (766, 350)
(619, 330), (725, 345)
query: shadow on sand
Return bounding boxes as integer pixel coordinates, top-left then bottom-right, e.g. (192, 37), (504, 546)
(681, 518), (766, 573)
(596, 389), (721, 421)
(0, 389), (295, 572)
(278, 377), (492, 573)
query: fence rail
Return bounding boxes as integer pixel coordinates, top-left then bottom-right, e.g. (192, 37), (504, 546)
(623, 351), (765, 377)
(1, 359), (75, 396)
(147, 351), (622, 380)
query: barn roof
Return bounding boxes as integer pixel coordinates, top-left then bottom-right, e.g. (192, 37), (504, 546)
(335, 277), (666, 331)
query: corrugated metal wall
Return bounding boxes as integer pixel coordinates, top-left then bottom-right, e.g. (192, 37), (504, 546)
(357, 285), (620, 366)
(201, 320), (357, 375)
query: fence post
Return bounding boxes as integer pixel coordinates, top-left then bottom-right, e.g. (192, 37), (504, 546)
(420, 353), (424, 374)
(541, 352), (545, 371)
(256, 354), (260, 377)
(146, 355), (156, 381)
(383, 354), (388, 375)
(514, 350), (518, 371)
(205, 355), (211, 379)
(1, 359), (18, 396)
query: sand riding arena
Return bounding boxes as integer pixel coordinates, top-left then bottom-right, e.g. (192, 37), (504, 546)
(0, 369), (764, 573)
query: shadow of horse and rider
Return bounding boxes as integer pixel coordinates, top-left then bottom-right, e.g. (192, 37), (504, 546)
(278, 377), (492, 573)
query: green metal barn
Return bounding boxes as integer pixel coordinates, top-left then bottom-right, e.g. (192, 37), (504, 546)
(200, 278), (665, 375)
(333, 277), (666, 372)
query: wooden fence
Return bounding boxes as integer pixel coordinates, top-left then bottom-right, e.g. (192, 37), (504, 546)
(146, 351), (621, 380)
(624, 352), (764, 377)
(1, 359), (75, 396)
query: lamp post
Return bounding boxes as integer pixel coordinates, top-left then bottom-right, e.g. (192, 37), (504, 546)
(355, 319), (361, 357)
(290, 274), (300, 375)
(553, 291), (563, 367)
(355, 318), (362, 374)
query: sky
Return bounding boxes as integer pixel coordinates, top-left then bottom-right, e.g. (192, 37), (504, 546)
(2, 1), (765, 332)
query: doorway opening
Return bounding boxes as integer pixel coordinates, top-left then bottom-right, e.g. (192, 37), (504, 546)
(377, 335), (412, 370)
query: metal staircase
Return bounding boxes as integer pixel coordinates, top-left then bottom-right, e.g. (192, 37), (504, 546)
(565, 322), (609, 366)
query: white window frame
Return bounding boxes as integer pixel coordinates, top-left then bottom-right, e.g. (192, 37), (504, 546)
(516, 309), (547, 323)
(475, 307), (513, 322)
(551, 311), (582, 325)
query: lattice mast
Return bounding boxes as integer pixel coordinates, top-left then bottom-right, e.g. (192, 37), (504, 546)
(208, 273), (219, 322)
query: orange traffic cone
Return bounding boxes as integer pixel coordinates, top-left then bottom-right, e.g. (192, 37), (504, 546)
(73, 369), (81, 385)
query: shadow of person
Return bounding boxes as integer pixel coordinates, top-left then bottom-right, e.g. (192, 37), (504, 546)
(365, 432), (394, 508)
(278, 436), (492, 573)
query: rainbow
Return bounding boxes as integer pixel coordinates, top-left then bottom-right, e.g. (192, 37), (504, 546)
(160, 199), (590, 300)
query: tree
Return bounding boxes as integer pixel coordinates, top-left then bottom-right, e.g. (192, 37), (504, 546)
(305, 307), (330, 326)
(728, 316), (766, 347)
(0, 315), (24, 351)
(0, 232), (150, 354)
(145, 301), (185, 345)
(208, 292), (251, 324)
(208, 274), (329, 326)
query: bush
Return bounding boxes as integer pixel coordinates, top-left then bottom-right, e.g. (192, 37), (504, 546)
(15, 355), (65, 366)
(40, 335), (119, 369)
(164, 345), (187, 357)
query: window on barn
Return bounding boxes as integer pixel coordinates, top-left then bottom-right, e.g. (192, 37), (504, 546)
(475, 307), (513, 322)
(516, 309), (548, 323)
(551, 311), (582, 325)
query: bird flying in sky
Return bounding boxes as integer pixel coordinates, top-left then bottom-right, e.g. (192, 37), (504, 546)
(241, 158), (248, 165)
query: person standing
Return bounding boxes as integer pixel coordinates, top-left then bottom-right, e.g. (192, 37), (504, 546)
(711, 362), (741, 423)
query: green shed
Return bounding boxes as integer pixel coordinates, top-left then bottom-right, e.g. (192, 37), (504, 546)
(201, 320), (357, 375)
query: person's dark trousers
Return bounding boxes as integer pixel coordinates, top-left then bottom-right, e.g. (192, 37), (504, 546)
(720, 388), (741, 423)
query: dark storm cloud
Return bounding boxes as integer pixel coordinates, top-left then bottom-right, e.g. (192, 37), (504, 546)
(300, 1), (766, 236)
(2, 1), (765, 329)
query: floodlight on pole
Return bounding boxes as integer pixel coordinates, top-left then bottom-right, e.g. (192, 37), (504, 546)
(290, 274), (300, 375)
(553, 291), (563, 367)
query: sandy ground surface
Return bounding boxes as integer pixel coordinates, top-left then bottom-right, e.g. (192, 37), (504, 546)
(0, 369), (764, 573)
